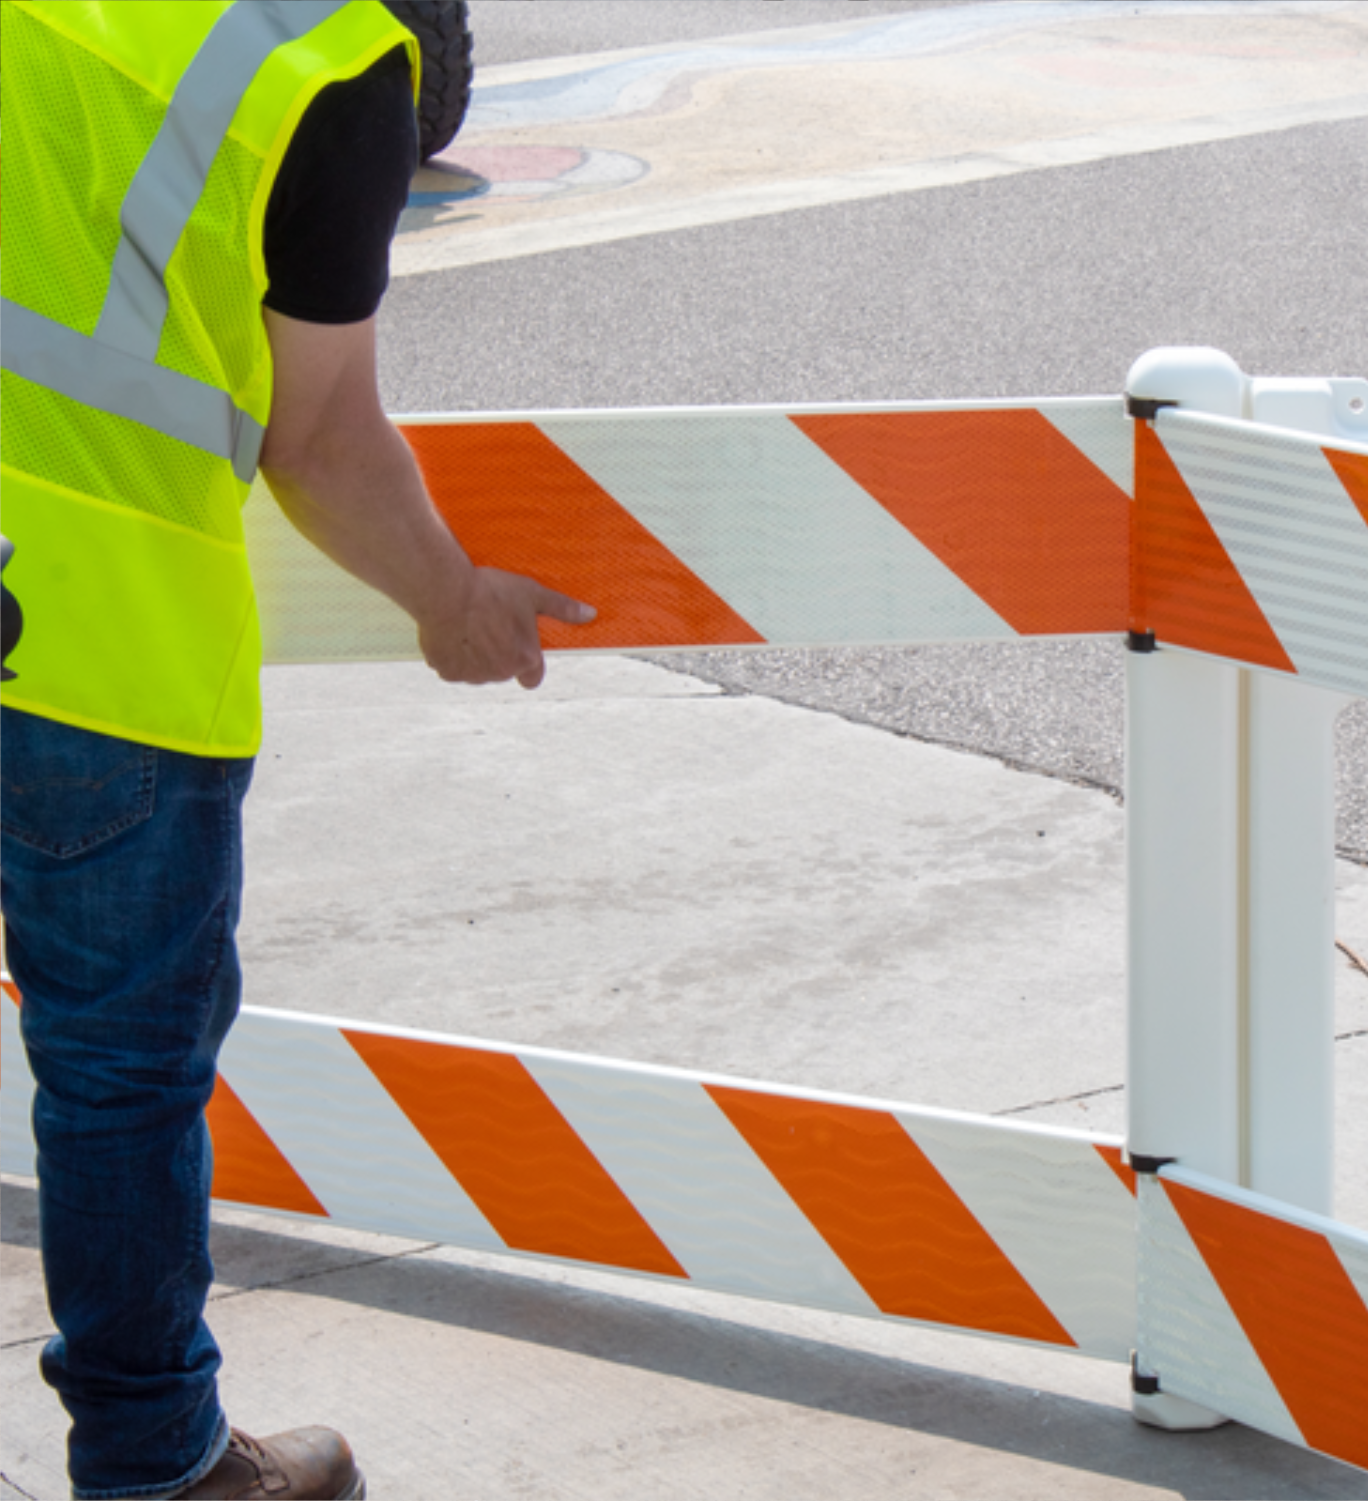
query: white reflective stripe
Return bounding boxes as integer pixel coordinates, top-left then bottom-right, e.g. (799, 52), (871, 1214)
(539, 412), (1015, 646)
(1333, 1235), (1368, 1314)
(98, 0), (348, 359)
(524, 1055), (880, 1313)
(1038, 399), (1134, 500)
(1137, 1176), (1303, 1446)
(0, 991), (36, 1180)
(1158, 412), (1368, 696)
(219, 1011), (504, 1248)
(245, 479), (416, 662)
(906, 1116), (1136, 1360)
(2, 299), (265, 483)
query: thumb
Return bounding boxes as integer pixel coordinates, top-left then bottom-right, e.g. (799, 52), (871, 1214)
(535, 586), (597, 626)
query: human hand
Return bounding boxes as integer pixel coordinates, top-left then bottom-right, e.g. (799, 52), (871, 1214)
(417, 567), (595, 688)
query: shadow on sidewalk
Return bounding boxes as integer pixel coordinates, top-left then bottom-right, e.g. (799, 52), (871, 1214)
(6, 1178), (1365, 1500)
(211, 1202), (1367, 1501)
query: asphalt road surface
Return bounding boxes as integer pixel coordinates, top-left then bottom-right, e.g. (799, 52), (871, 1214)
(377, 0), (1368, 857)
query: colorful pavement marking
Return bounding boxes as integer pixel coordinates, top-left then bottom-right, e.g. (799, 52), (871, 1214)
(394, 0), (1366, 276)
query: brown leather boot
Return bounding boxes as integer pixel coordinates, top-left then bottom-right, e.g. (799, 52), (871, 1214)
(174, 1427), (364, 1498)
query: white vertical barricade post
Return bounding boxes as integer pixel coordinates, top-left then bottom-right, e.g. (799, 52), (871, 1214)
(1124, 647), (1243, 1190)
(1124, 350), (1243, 1430)
(1245, 653), (1343, 1216)
(1242, 376), (1355, 1214)
(1123, 350), (1354, 1431)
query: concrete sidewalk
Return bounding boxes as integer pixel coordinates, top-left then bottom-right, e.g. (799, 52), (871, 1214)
(5, 656), (1368, 1499)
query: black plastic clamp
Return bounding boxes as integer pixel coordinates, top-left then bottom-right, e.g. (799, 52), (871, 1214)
(1125, 395), (1179, 421)
(1128, 1154), (1176, 1176)
(1126, 630), (1157, 654)
(1131, 1353), (1162, 1396)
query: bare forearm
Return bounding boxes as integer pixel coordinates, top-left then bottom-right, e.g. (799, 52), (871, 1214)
(261, 408), (473, 628)
(258, 310), (593, 687)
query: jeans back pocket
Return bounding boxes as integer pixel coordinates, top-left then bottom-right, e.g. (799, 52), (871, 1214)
(1, 709), (156, 859)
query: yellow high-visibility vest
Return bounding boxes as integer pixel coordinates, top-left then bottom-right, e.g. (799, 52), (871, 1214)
(0, 1), (418, 755)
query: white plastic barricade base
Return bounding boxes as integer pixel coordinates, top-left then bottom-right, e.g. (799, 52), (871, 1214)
(1138, 1167), (1368, 1474)
(1130, 1381), (1230, 1433)
(1, 985), (1139, 1363)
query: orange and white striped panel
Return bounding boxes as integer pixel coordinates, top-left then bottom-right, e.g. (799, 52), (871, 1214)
(212, 1009), (1139, 1357)
(1139, 1167), (1368, 1474)
(1135, 410), (1368, 697)
(245, 398), (1131, 663)
(0, 986), (1138, 1360)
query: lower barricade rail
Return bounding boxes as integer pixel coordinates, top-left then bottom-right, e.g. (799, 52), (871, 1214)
(2, 984), (1136, 1364)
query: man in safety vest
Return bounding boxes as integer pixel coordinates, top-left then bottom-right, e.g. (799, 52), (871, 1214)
(0, 3), (594, 1496)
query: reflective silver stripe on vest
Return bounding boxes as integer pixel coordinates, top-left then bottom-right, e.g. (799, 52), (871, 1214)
(3, 1), (354, 482)
(2, 300), (266, 484)
(97, 0), (349, 360)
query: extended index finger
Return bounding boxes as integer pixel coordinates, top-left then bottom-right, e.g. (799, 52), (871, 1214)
(535, 585), (597, 626)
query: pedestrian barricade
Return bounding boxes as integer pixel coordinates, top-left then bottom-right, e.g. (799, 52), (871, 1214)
(3, 348), (1366, 1475)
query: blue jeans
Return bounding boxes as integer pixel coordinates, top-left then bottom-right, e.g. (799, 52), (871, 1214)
(1, 707), (254, 1499)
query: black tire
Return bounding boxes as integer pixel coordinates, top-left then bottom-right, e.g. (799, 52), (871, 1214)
(382, 0), (474, 162)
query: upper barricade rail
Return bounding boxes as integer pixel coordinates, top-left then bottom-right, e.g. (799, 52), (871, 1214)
(245, 394), (1133, 664)
(1133, 407), (1368, 699)
(246, 378), (1368, 704)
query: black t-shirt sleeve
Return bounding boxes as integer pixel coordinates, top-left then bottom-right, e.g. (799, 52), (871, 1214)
(262, 45), (417, 325)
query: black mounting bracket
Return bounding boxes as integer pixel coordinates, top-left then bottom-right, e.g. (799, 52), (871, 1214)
(1131, 1353), (1162, 1396)
(1125, 395), (1179, 421)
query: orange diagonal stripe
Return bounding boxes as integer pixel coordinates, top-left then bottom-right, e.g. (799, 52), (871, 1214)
(791, 409), (1129, 635)
(344, 1032), (685, 1278)
(1166, 1180), (1368, 1471)
(1133, 424), (1295, 670)
(1324, 446), (1368, 528)
(206, 1076), (327, 1218)
(400, 421), (764, 650)
(708, 1086), (1073, 1345)
(1094, 1143), (1137, 1197)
